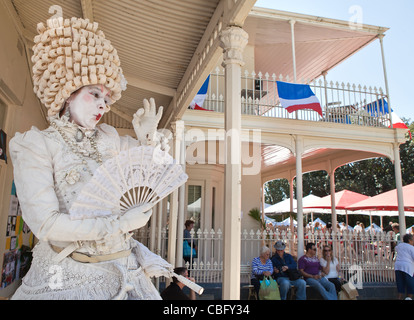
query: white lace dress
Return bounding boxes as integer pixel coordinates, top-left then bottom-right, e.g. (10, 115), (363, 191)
(9, 116), (171, 300)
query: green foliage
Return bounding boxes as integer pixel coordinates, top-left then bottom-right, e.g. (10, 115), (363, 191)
(248, 207), (265, 229)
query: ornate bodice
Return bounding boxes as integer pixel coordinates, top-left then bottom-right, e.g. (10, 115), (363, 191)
(10, 117), (139, 255)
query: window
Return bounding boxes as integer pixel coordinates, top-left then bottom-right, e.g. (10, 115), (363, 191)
(187, 185), (202, 231)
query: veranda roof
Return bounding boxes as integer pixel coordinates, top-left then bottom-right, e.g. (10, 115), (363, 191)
(346, 183), (414, 212)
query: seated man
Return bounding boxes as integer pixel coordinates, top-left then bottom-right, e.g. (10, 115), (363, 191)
(298, 243), (337, 300)
(271, 241), (306, 300)
(161, 267), (196, 300)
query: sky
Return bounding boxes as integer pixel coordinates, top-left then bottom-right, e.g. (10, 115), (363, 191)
(254, 0), (414, 122)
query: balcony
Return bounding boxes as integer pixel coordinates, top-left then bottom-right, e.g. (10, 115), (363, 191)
(202, 67), (391, 128)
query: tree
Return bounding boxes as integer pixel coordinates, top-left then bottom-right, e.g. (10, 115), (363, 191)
(264, 179), (290, 204)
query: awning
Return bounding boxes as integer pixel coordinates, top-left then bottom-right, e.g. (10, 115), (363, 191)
(346, 183), (414, 212)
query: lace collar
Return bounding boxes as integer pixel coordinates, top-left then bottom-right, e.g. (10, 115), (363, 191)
(50, 115), (98, 141)
(49, 115), (103, 168)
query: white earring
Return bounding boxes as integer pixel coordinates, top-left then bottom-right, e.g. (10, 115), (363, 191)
(64, 106), (71, 118)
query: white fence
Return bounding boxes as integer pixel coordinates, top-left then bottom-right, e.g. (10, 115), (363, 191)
(133, 226), (396, 284)
(203, 68), (391, 128)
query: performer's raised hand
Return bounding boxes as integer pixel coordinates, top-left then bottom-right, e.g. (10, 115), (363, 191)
(133, 98), (163, 145)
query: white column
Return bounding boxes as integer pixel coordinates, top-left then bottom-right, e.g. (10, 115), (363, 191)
(167, 120), (185, 268)
(157, 200), (163, 255)
(219, 26), (248, 300)
(378, 34), (393, 127)
(149, 204), (157, 252)
(329, 169), (338, 232)
(322, 71), (329, 117)
(261, 184), (266, 223)
(155, 201), (162, 290)
(289, 176), (295, 233)
(295, 135), (304, 258)
(393, 143), (406, 236)
(176, 122), (186, 266)
(289, 20), (297, 83)
(290, 20), (298, 119)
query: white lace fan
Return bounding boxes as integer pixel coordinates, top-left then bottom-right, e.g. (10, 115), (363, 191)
(69, 145), (188, 220)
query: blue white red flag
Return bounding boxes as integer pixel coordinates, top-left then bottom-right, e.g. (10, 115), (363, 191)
(364, 99), (410, 137)
(276, 81), (323, 117)
(189, 75), (210, 111)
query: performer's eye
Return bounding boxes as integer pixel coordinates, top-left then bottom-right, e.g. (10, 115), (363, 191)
(90, 90), (101, 99)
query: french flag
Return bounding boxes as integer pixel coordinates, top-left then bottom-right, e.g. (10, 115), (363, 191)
(189, 75), (210, 111)
(276, 81), (323, 117)
(365, 99), (411, 137)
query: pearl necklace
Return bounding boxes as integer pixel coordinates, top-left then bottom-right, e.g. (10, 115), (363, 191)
(51, 121), (103, 175)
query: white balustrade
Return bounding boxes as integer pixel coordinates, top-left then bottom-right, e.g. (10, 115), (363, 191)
(133, 226), (396, 284)
(201, 68), (390, 128)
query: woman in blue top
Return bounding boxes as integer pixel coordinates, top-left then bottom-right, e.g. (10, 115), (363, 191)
(251, 246), (274, 299)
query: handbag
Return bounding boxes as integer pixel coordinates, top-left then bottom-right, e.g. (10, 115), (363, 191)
(339, 282), (358, 300)
(286, 269), (302, 281)
(183, 240), (197, 258)
(259, 276), (281, 300)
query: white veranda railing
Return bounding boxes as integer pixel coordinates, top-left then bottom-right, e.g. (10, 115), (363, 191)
(133, 226), (396, 284)
(202, 67), (391, 128)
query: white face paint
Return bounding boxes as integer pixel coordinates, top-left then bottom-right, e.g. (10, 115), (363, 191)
(68, 85), (111, 129)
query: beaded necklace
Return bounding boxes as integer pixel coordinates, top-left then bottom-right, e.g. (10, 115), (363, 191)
(51, 119), (103, 176)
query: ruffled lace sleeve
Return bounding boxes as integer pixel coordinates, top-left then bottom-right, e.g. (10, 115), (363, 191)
(9, 128), (123, 242)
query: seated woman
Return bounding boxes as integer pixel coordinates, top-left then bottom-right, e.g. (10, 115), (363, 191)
(320, 244), (343, 293)
(251, 246), (274, 299)
(298, 243), (337, 300)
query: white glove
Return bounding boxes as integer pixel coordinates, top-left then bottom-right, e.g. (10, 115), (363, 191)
(133, 98), (163, 146)
(119, 203), (154, 233)
(156, 129), (172, 153)
(134, 241), (174, 278)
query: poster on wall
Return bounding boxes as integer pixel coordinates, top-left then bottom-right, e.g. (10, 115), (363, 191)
(1, 181), (34, 288)
(1, 250), (20, 288)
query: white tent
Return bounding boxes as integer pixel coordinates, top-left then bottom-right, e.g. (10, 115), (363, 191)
(276, 217), (297, 227)
(188, 198), (201, 211)
(312, 217), (326, 226)
(265, 195), (322, 214)
(349, 209), (414, 217)
(264, 215), (277, 226)
(365, 223), (382, 232)
(339, 222), (353, 231)
(264, 198), (295, 214)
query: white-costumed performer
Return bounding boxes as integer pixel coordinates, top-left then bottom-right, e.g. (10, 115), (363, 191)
(9, 17), (173, 300)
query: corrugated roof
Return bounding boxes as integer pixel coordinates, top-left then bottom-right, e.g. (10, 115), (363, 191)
(244, 7), (387, 83)
(9, 0), (230, 129)
(7, 1), (387, 131)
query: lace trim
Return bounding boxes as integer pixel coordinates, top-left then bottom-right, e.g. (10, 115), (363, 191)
(11, 241), (163, 300)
